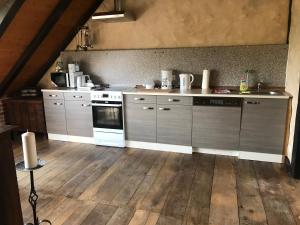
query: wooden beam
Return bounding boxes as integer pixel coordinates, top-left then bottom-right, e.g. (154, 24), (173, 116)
(0, 0), (72, 96)
(0, 0), (25, 38)
(27, 0), (104, 88)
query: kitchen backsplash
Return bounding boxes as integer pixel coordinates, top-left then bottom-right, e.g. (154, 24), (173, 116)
(59, 44), (288, 88)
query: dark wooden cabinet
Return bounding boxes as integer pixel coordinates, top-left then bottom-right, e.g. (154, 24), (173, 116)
(0, 125), (24, 225)
(3, 97), (46, 133)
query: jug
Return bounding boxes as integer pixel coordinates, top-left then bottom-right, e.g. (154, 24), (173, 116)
(179, 74), (194, 90)
(76, 75), (90, 88)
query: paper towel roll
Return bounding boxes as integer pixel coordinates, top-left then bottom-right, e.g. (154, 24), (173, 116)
(22, 132), (38, 169)
(202, 69), (210, 90)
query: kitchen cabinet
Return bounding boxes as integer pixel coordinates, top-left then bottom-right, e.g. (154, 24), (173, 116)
(239, 98), (288, 154)
(125, 103), (157, 142)
(192, 106), (241, 149)
(43, 99), (67, 134)
(4, 97), (46, 133)
(125, 94), (156, 104)
(64, 100), (93, 137)
(157, 104), (192, 145)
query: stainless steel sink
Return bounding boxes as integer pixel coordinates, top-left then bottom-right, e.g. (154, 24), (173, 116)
(240, 90), (283, 95)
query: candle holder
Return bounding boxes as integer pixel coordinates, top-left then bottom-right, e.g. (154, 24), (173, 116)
(16, 159), (52, 225)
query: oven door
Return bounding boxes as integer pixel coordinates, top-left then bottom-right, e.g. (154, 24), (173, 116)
(92, 102), (123, 130)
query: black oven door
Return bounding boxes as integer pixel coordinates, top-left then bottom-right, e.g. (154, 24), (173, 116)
(92, 102), (123, 130)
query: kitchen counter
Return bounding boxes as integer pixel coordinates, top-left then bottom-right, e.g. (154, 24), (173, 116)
(41, 87), (291, 99)
(123, 88), (291, 99)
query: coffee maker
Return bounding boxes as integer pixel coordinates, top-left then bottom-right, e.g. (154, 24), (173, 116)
(161, 70), (173, 89)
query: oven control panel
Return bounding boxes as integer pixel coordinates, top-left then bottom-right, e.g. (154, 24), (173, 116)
(91, 91), (122, 101)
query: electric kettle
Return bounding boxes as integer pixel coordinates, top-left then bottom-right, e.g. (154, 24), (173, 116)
(76, 75), (90, 88)
(179, 74), (194, 90)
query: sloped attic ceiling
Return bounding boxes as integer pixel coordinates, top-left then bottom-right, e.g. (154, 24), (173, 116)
(0, 0), (104, 96)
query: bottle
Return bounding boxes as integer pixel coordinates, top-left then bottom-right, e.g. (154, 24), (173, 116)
(240, 79), (248, 92)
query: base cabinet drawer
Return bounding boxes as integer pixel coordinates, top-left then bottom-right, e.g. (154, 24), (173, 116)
(125, 103), (156, 142)
(239, 98), (288, 154)
(65, 101), (93, 137)
(192, 106), (241, 150)
(157, 105), (192, 146)
(43, 99), (67, 134)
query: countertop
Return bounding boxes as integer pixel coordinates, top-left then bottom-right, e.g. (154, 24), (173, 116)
(41, 87), (291, 99)
(123, 88), (291, 99)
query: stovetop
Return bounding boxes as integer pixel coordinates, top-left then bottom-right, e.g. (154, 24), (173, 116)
(91, 86), (130, 101)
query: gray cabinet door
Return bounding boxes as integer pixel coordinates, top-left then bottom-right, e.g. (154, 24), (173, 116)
(157, 96), (192, 105)
(125, 103), (156, 142)
(157, 105), (192, 146)
(64, 92), (91, 101)
(192, 106), (241, 149)
(43, 91), (64, 100)
(43, 99), (67, 134)
(64, 101), (93, 137)
(125, 95), (156, 104)
(239, 98), (288, 154)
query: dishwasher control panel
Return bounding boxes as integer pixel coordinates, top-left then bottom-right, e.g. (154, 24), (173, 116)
(193, 97), (242, 107)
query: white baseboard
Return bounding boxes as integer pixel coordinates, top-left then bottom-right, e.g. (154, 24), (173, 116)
(48, 133), (95, 144)
(194, 147), (283, 163)
(48, 135), (283, 163)
(239, 151), (284, 163)
(125, 140), (192, 154)
(193, 148), (239, 157)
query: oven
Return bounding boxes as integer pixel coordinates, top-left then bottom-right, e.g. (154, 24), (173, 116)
(92, 101), (123, 130)
(91, 90), (125, 147)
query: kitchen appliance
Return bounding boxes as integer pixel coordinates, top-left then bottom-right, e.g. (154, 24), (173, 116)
(193, 97), (242, 107)
(179, 73), (194, 90)
(50, 72), (69, 87)
(161, 70), (173, 90)
(193, 97), (242, 150)
(76, 75), (91, 88)
(92, 0), (135, 22)
(91, 87), (125, 147)
(68, 63), (83, 88)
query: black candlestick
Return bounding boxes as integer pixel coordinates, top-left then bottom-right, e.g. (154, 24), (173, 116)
(16, 160), (52, 225)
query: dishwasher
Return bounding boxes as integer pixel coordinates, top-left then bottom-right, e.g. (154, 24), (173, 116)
(192, 97), (242, 150)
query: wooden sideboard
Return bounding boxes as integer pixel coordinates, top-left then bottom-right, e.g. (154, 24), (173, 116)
(0, 125), (23, 225)
(3, 97), (46, 133)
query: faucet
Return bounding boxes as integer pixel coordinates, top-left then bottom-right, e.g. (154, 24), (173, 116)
(257, 81), (264, 92)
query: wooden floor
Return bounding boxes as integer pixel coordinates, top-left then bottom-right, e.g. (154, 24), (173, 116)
(13, 139), (300, 225)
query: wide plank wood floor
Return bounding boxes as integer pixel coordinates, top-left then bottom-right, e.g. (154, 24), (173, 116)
(13, 139), (300, 225)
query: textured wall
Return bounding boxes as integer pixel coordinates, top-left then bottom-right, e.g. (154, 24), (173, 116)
(66, 0), (290, 49)
(39, 45), (288, 88)
(285, 0), (300, 160)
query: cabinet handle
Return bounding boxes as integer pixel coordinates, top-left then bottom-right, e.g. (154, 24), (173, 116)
(54, 102), (63, 106)
(143, 106), (154, 110)
(168, 98), (180, 102)
(134, 97), (145, 101)
(245, 101), (260, 105)
(158, 107), (171, 111)
(82, 104), (91, 107)
(73, 95), (83, 98)
(49, 94), (57, 97)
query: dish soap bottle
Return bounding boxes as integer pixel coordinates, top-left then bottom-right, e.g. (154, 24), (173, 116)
(240, 78), (248, 92)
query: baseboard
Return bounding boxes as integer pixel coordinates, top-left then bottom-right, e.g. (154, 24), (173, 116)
(48, 133), (95, 144)
(238, 151), (284, 163)
(125, 140), (193, 154)
(193, 148), (239, 157)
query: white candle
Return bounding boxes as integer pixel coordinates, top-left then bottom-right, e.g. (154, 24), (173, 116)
(21, 132), (38, 169)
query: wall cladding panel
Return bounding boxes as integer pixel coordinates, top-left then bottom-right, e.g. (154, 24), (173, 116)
(39, 44), (288, 88)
